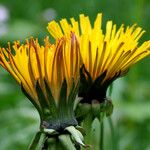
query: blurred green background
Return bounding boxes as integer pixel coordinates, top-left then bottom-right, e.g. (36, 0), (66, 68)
(0, 0), (150, 149)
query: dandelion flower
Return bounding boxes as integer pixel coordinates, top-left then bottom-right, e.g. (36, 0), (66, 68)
(47, 13), (150, 104)
(0, 34), (81, 132)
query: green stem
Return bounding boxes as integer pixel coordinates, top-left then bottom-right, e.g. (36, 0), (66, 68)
(81, 113), (93, 146)
(28, 131), (42, 150)
(108, 117), (118, 150)
(100, 121), (104, 150)
(54, 138), (62, 150)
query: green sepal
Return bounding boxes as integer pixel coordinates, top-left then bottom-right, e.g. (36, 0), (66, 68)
(105, 99), (113, 116)
(58, 79), (68, 119)
(36, 81), (50, 118)
(75, 125), (86, 136)
(93, 71), (106, 85)
(75, 103), (91, 123)
(80, 65), (93, 84)
(79, 66), (107, 103)
(40, 79), (78, 131)
(21, 83), (43, 119)
(108, 83), (113, 96)
(91, 101), (101, 118)
(68, 80), (80, 115)
(44, 79), (58, 119)
(65, 126), (85, 147)
(79, 65), (92, 96)
(43, 128), (59, 135)
(57, 79), (78, 129)
(76, 99), (114, 123)
(89, 71), (107, 102)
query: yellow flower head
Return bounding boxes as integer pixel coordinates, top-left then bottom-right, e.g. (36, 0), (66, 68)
(47, 13), (150, 103)
(0, 34), (80, 130)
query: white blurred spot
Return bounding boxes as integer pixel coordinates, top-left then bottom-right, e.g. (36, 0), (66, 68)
(0, 5), (9, 37)
(0, 5), (9, 23)
(42, 8), (57, 22)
